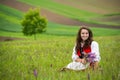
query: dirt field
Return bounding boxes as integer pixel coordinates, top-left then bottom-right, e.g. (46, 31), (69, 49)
(54, 0), (120, 14)
(0, 36), (24, 42)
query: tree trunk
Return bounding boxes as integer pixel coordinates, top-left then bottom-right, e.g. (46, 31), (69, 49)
(34, 34), (36, 40)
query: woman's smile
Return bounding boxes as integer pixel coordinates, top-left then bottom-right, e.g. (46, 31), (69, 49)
(81, 29), (89, 41)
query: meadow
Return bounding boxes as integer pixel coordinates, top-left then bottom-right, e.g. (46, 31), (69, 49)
(0, 1), (120, 80)
(0, 33), (120, 80)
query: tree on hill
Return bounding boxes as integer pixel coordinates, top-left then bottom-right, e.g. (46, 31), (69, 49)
(21, 8), (47, 40)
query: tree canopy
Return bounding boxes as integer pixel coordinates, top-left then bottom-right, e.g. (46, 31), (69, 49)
(21, 8), (47, 39)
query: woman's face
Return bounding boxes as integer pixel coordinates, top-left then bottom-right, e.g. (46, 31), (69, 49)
(80, 29), (89, 41)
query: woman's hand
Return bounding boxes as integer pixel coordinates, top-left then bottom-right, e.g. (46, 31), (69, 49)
(75, 58), (86, 64)
(81, 58), (86, 64)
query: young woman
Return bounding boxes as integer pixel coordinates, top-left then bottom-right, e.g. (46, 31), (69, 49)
(64, 26), (101, 71)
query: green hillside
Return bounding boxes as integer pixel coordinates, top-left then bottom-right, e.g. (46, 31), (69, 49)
(0, 4), (120, 37)
(0, 4), (23, 32)
(18, 0), (120, 26)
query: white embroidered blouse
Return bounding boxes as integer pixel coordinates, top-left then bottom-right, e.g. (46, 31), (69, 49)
(72, 41), (101, 62)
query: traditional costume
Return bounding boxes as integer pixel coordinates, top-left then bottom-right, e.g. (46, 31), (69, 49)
(66, 41), (101, 70)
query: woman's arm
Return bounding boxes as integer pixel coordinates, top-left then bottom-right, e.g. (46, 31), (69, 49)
(72, 46), (86, 64)
(91, 41), (101, 62)
(72, 46), (78, 61)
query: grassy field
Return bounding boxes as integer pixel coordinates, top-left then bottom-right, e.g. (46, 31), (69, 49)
(0, 34), (120, 80)
(0, 2), (120, 80)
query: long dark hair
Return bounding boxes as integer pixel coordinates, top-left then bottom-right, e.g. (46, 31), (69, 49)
(75, 26), (93, 51)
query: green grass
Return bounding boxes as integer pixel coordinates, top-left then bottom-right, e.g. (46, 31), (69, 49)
(47, 22), (120, 36)
(0, 1), (120, 80)
(1, 24), (120, 38)
(0, 35), (120, 80)
(0, 15), (22, 32)
(0, 4), (23, 19)
(0, 4), (23, 32)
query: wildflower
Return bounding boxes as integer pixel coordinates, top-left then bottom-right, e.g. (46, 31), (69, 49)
(86, 52), (96, 63)
(33, 69), (38, 80)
